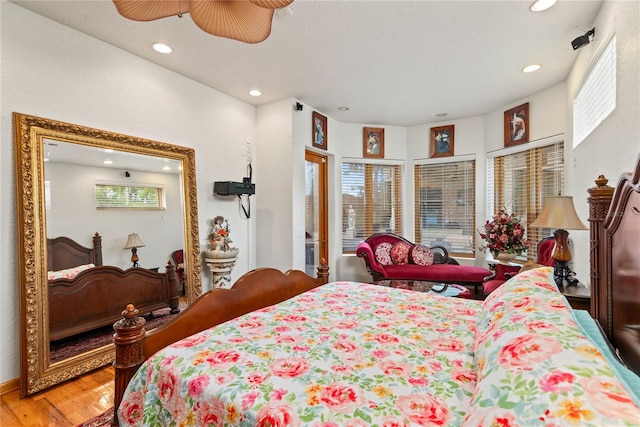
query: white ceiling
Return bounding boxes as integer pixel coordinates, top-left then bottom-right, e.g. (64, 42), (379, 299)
(12, 0), (603, 127)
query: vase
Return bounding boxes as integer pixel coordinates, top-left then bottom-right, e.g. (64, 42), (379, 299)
(205, 247), (240, 259)
(494, 251), (517, 264)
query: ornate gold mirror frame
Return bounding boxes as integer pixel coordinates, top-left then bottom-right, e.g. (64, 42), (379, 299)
(14, 112), (201, 396)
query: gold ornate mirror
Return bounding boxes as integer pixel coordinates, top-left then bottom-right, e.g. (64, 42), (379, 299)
(14, 112), (201, 396)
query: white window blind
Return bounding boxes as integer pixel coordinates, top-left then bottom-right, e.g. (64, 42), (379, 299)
(489, 141), (564, 260)
(95, 184), (165, 210)
(341, 162), (404, 253)
(573, 34), (616, 147)
(414, 159), (476, 256)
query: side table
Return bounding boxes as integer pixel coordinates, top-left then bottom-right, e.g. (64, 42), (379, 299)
(560, 282), (591, 314)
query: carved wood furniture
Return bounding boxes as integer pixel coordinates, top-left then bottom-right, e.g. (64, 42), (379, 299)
(111, 258), (640, 425)
(587, 154), (640, 374)
(112, 263), (330, 426)
(47, 232), (104, 270)
(47, 233), (180, 341)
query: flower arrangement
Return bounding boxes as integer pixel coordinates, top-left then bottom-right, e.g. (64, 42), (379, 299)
(208, 215), (233, 252)
(479, 208), (529, 256)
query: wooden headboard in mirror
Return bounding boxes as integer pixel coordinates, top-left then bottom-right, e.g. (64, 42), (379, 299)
(14, 112), (201, 396)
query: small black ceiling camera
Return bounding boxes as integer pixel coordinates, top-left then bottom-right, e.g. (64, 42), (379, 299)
(571, 27), (595, 50)
(295, 102), (303, 111)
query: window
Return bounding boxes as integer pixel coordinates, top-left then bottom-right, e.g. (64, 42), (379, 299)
(414, 158), (476, 257)
(487, 140), (564, 260)
(95, 183), (165, 210)
(573, 34), (616, 147)
(341, 161), (404, 253)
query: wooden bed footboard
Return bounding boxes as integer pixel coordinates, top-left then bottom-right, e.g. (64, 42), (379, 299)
(49, 262), (180, 341)
(111, 262), (329, 426)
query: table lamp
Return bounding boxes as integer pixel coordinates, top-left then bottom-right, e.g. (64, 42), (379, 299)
(530, 196), (587, 287)
(124, 233), (145, 267)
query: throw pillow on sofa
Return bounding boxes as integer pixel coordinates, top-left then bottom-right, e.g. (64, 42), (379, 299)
(409, 244), (434, 266)
(374, 242), (393, 265)
(390, 241), (411, 264)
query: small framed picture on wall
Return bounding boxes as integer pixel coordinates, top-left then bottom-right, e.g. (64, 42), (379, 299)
(363, 127), (384, 158)
(312, 111), (327, 150)
(504, 102), (529, 147)
(430, 125), (454, 157)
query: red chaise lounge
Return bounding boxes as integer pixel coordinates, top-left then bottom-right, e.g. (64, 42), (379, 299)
(356, 233), (492, 295)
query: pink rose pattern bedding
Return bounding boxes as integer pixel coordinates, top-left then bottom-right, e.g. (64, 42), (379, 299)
(119, 282), (481, 426)
(119, 270), (640, 426)
(468, 267), (640, 426)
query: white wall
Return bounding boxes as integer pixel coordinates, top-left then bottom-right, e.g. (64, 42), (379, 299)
(566, 0), (640, 283)
(1, 2), (257, 384)
(46, 162), (184, 269)
(255, 99), (294, 271)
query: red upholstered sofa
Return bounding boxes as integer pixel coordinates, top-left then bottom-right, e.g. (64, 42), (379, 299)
(356, 233), (492, 294)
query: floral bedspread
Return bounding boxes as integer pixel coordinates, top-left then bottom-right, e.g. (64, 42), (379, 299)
(119, 282), (482, 426)
(119, 272), (640, 426)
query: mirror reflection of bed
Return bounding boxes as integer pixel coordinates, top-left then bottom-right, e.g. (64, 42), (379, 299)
(46, 233), (182, 362)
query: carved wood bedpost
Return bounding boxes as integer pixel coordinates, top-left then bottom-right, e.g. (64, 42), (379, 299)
(587, 175), (614, 325)
(166, 261), (180, 314)
(317, 259), (330, 284)
(111, 305), (146, 427)
(92, 232), (103, 266)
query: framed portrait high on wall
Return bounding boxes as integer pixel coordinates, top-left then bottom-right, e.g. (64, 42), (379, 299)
(504, 103), (529, 147)
(430, 125), (454, 157)
(312, 111), (327, 150)
(363, 127), (384, 158)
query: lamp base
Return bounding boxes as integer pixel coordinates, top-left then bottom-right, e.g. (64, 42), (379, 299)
(553, 261), (579, 287)
(131, 248), (139, 268)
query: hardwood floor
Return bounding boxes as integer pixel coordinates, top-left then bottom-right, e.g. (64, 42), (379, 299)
(0, 366), (114, 426)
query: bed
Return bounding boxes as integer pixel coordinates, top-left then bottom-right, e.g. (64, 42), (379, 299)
(47, 232), (181, 341)
(111, 157), (640, 426)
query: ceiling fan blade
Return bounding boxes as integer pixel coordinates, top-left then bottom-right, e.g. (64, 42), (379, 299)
(249, 0), (294, 9)
(113, 0), (190, 21)
(190, 0), (276, 43)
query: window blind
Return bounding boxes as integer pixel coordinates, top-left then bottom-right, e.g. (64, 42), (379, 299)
(95, 184), (165, 210)
(341, 162), (404, 253)
(414, 159), (476, 257)
(573, 34), (616, 147)
(490, 141), (564, 260)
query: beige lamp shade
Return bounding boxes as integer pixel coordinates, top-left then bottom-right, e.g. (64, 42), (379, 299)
(112, 0), (294, 43)
(529, 196), (587, 230)
(124, 233), (145, 249)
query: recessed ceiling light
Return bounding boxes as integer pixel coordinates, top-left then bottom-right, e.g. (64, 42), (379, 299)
(435, 113), (448, 117)
(163, 166), (171, 171)
(104, 149), (114, 153)
(337, 106), (349, 111)
(522, 64), (541, 73)
(530, 0), (557, 12)
(249, 89), (262, 97)
(152, 42), (172, 54)
(103, 160), (113, 165)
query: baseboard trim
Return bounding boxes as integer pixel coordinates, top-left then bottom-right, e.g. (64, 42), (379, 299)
(0, 378), (19, 396)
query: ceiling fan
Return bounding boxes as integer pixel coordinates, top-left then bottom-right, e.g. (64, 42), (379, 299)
(112, 0), (294, 43)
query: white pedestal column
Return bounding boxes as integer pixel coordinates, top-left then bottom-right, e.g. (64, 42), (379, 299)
(204, 248), (239, 289)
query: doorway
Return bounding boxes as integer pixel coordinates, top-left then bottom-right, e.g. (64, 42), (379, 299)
(305, 151), (328, 275)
